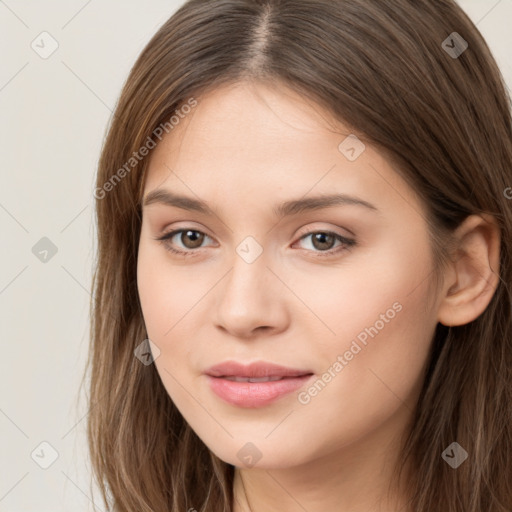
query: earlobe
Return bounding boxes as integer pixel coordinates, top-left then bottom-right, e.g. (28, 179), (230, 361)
(437, 213), (501, 327)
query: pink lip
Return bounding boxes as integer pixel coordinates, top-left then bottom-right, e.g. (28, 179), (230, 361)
(204, 361), (314, 408)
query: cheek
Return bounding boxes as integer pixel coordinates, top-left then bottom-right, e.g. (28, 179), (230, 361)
(137, 245), (203, 414)
(302, 244), (435, 418)
(288, 280), (434, 461)
(136, 242), (216, 401)
(296, 232), (436, 398)
(292, 232), (433, 346)
(137, 241), (205, 340)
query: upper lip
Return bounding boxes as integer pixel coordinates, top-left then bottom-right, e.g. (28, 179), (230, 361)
(205, 361), (313, 378)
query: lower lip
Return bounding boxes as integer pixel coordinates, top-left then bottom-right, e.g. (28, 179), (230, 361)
(206, 375), (314, 408)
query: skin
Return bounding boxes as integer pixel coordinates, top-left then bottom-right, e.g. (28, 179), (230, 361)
(136, 80), (500, 512)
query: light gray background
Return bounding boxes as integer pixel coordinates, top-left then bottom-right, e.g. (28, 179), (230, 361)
(1, 1), (511, 510)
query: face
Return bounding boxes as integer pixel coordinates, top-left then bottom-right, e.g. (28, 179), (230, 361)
(137, 80), (441, 469)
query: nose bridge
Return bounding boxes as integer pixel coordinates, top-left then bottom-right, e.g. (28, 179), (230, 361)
(223, 240), (271, 307)
(214, 237), (288, 336)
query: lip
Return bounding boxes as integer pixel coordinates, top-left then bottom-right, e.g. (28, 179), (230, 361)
(205, 361), (313, 379)
(204, 361), (314, 408)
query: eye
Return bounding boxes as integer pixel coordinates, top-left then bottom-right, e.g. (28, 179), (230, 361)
(155, 229), (214, 256)
(294, 231), (356, 257)
(155, 228), (356, 258)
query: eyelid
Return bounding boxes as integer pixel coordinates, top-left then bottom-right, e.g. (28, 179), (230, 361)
(294, 222), (354, 240)
(154, 228), (217, 252)
(291, 231), (356, 257)
(155, 225), (356, 257)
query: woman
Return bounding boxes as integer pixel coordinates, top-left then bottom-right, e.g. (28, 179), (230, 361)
(86, 1), (512, 510)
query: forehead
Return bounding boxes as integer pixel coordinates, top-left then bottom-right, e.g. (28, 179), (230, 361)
(143, 81), (422, 219)
(146, 80), (347, 175)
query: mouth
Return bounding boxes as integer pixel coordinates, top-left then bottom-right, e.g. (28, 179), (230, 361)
(204, 361), (314, 408)
(222, 376), (290, 382)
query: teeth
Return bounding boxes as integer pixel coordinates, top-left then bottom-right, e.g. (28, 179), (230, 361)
(224, 376), (284, 382)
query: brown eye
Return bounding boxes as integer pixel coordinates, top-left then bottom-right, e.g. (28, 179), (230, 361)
(310, 232), (336, 251)
(295, 230), (356, 258)
(156, 229), (212, 256)
(179, 230), (205, 249)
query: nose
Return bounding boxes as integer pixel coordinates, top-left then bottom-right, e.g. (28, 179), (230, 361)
(213, 248), (290, 339)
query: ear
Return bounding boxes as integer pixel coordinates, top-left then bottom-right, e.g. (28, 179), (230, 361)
(437, 213), (501, 327)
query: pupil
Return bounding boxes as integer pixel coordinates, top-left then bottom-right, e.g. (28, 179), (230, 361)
(183, 230), (203, 248)
(313, 233), (334, 250)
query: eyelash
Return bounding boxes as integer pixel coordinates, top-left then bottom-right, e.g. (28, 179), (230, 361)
(154, 228), (357, 259)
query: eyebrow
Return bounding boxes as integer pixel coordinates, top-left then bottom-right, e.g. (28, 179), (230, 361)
(142, 189), (379, 217)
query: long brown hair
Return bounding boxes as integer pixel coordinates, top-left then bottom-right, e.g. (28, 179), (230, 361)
(85, 1), (512, 510)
